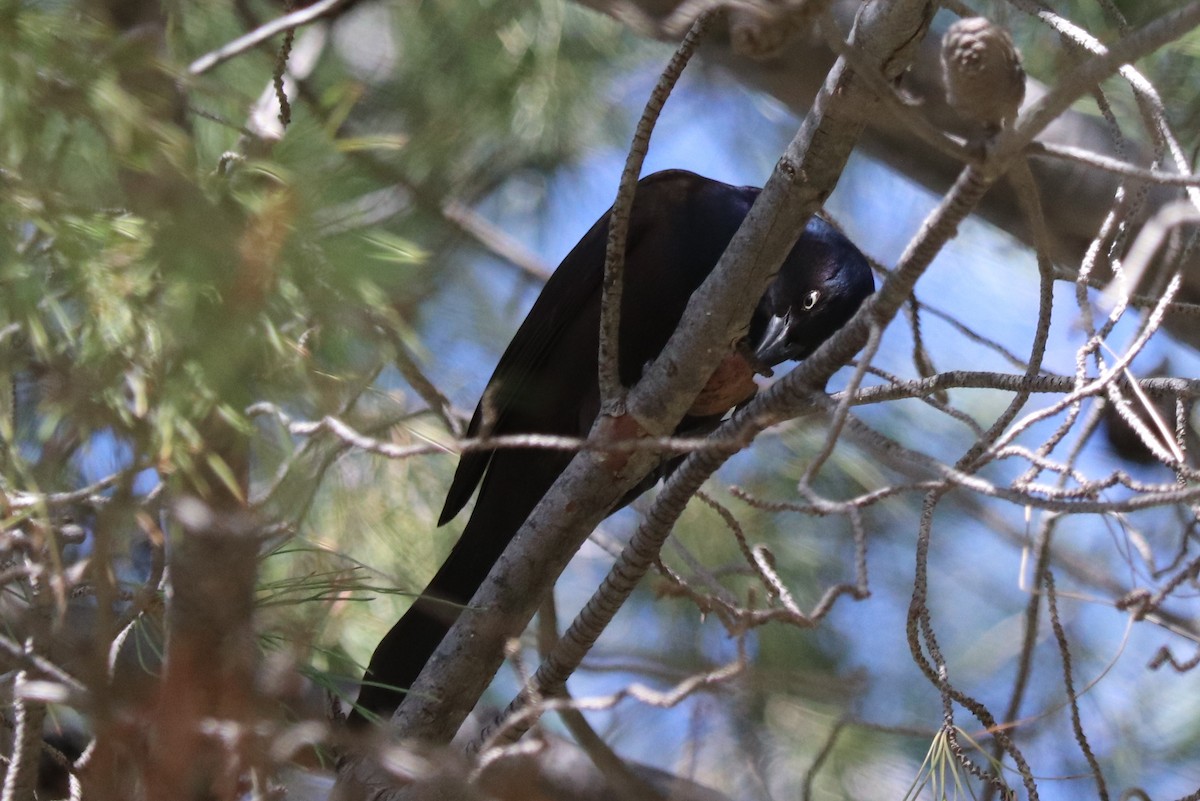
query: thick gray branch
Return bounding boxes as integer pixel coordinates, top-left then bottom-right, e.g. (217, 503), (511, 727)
(574, 0), (1200, 348)
(339, 2), (935, 787)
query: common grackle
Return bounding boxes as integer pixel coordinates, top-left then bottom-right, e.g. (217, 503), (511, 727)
(350, 169), (874, 725)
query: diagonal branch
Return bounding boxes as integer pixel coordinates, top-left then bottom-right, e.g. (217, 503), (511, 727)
(598, 12), (714, 408)
(349, 0), (937, 762)
(188, 0), (356, 75)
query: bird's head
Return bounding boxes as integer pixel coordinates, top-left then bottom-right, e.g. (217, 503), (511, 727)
(749, 216), (874, 368)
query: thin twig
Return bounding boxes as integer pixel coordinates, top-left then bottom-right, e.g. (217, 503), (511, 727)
(188, 0), (353, 75)
(1044, 572), (1111, 801)
(598, 11), (714, 408)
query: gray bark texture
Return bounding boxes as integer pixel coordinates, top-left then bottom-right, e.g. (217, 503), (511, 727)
(575, 0), (1200, 348)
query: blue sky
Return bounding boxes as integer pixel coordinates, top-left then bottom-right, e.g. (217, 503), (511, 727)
(59, 34), (1199, 797)
(410, 58), (1200, 799)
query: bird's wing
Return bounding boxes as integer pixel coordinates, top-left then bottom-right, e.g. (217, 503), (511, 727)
(438, 172), (697, 524)
(438, 211), (609, 524)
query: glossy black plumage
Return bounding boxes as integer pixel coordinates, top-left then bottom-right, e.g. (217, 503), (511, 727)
(350, 170), (873, 725)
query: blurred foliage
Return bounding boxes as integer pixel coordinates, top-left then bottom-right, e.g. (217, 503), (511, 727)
(4, 0), (1198, 797)
(0, 0), (645, 706)
(999, 0), (1200, 150)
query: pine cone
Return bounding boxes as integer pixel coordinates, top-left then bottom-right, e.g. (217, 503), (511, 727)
(941, 16), (1025, 132)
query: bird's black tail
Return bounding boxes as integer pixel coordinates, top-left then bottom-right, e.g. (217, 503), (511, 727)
(348, 446), (573, 727)
(347, 521), (507, 726)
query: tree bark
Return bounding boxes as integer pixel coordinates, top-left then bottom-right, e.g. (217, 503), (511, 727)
(336, 0), (938, 795)
(575, 0), (1200, 347)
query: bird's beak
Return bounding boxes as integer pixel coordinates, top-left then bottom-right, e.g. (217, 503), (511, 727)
(753, 312), (796, 367)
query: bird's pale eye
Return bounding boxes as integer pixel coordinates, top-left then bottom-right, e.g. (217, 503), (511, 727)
(803, 290), (820, 310)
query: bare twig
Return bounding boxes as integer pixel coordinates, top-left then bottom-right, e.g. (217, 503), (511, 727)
(1044, 572), (1111, 801)
(188, 0), (353, 75)
(599, 11), (714, 408)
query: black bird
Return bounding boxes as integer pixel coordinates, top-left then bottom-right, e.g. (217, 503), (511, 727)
(350, 170), (874, 725)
